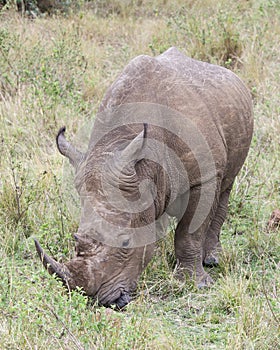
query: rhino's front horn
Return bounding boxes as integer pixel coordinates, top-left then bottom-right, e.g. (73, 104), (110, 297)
(34, 239), (74, 290)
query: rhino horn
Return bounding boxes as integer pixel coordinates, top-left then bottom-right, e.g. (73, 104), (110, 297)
(34, 238), (74, 289)
(56, 126), (85, 168)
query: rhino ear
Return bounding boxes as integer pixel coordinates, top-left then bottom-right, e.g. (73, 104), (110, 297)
(118, 123), (148, 165)
(56, 127), (85, 169)
(102, 124), (147, 191)
(106, 124), (148, 189)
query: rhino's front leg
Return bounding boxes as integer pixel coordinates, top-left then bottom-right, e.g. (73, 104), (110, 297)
(174, 185), (220, 287)
(175, 221), (213, 288)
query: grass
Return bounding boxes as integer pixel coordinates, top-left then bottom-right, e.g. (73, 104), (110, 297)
(0, 0), (279, 348)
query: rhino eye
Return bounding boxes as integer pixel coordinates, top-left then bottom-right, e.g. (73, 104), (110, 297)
(122, 239), (130, 247)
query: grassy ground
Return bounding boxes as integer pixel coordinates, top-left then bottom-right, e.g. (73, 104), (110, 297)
(0, 0), (279, 349)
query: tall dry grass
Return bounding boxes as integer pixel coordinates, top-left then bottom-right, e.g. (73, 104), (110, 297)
(0, 1), (279, 349)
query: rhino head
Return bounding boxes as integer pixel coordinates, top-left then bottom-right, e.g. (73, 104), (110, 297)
(35, 125), (157, 308)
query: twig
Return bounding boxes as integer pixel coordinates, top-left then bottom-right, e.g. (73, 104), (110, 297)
(261, 259), (279, 328)
(10, 159), (22, 221)
(46, 305), (85, 350)
(0, 45), (20, 91)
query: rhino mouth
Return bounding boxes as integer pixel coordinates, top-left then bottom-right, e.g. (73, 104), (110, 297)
(35, 238), (132, 309)
(101, 290), (131, 309)
(112, 292), (131, 309)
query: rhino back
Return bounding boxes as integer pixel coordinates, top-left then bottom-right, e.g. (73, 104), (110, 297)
(98, 47), (253, 188)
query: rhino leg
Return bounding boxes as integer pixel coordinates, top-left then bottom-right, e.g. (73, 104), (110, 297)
(174, 182), (221, 287)
(203, 185), (232, 266)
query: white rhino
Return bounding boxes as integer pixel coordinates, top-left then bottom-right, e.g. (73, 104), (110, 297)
(35, 47), (253, 308)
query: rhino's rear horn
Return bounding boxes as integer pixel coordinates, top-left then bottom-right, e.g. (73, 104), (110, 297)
(56, 126), (85, 168)
(34, 238), (74, 289)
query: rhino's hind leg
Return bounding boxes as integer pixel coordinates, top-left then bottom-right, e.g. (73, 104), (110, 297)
(203, 186), (232, 267)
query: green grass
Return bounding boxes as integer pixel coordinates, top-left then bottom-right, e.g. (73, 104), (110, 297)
(0, 0), (280, 349)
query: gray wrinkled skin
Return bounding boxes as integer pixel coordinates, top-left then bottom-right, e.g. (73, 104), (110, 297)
(35, 47), (253, 308)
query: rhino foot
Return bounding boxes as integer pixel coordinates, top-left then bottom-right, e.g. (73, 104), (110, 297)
(174, 264), (214, 288)
(203, 254), (219, 267)
(197, 273), (214, 288)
